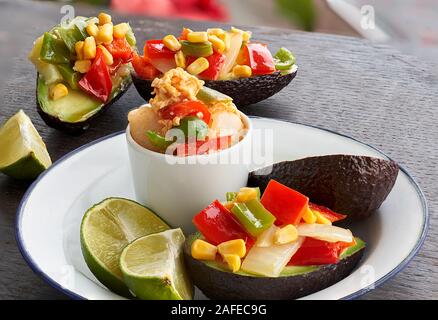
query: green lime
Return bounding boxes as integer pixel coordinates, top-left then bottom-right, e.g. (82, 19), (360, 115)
(80, 197), (169, 297)
(0, 110), (51, 180)
(120, 228), (193, 300)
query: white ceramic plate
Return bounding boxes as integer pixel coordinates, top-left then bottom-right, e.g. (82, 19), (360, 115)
(16, 117), (428, 300)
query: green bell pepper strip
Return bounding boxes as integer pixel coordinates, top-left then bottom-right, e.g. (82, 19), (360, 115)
(146, 131), (174, 150)
(175, 116), (208, 141)
(226, 192), (238, 202)
(197, 86), (232, 104)
(40, 32), (71, 64)
(58, 24), (85, 53)
(274, 47), (296, 71)
(231, 199), (276, 237)
(125, 23), (137, 47)
(181, 40), (213, 57)
(57, 64), (81, 90)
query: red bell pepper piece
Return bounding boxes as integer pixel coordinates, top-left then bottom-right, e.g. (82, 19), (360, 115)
(105, 37), (133, 62)
(158, 100), (211, 124)
(175, 136), (231, 156)
(260, 180), (309, 226)
(308, 203), (347, 223)
(145, 40), (175, 60)
(132, 52), (161, 79)
(243, 43), (275, 75)
(78, 47), (112, 102)
(186, 51), (225, 80)
(288, 238), (354, 266)
(193, 200), (254, 249)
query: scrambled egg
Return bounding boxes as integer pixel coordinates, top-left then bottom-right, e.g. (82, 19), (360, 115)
(150, 67), (204, 109)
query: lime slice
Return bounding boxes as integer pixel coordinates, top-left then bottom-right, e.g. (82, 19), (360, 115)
(0, 110), (51, 179)
(80, 198), (169, 297)
(120, 228), (193, 300)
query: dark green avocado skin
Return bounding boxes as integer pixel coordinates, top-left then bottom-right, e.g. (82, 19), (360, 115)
(36, 74), (132, 135)
(184, 236), (364, 300)
(132, 70), (297, 107)
(248, 155), (399, 220)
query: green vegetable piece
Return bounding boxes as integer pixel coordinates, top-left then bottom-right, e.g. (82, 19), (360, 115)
(176, 116), (208, 141)
(274, 47), (296, 71)
(197, 86), (233, 104)
(226, 192), (238, 202)
(58, 24), (85, 52)
(181, 40), (213, 57)
(146, 131), (174, 150)
(40, 32), (70, 64)
(231, 199), (276, 237)
(125, 23), (137, 47)
(57, 64), (81, 90)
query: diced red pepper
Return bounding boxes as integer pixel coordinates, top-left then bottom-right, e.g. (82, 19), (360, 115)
(288, 238), (355, 266)
(132, 52), (161, 79)
(105, 37), (133, 62)
(243, 43), (275, 75)
(186, 51), (225, 80)
(158, 100), (211, 124)
(78, 47), (112, 102)
(260, 180), (309, 226)
(309, 203), (347, 223)
(193, 200), (254, 250)
(145, 40), (175, 60)
(175, 136), (231, 156)
(108, 58), (122, 74)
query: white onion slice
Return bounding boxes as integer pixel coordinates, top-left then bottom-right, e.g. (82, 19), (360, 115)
(255, 224), (279, 248)
(219, 32), (243, 79)
(297, 223), (353, 243)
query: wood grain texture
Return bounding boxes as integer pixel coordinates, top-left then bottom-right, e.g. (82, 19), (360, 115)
(0, 0), (437, 300)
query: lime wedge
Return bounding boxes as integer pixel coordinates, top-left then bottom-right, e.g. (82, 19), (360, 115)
(120, 228), (193, 300)
(0, 110), (51, 179)
(80, 198), (169, 297)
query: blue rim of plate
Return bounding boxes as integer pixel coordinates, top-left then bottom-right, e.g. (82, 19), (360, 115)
(15, 116), (429, 301)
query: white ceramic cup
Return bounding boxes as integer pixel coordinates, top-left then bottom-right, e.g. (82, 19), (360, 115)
(126, 112), (252, 233)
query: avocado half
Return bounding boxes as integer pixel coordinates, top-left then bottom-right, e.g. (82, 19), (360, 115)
(248, 155), (399, 220)
(36, 73), (132, 135)
(132, 67), (297, 107)
(184, 233), (365, 300)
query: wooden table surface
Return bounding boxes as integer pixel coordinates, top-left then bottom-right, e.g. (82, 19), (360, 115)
(0, 0), (437, 300)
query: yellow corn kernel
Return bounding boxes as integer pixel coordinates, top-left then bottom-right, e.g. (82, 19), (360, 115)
(86, 22), (99, 37)
(186, 57), (209, 75)
(191, 239), (217, 260)
(302, 207), (317, 224)
(218, 32), (230, 51)
(97, 23), (113, 45)
(50, 83), (68, 100)
(236, 187), (258, 203)
(314, 210), (332, 225)
(74, 41), (84, 60)
(174, 50), (186, 68)
(274, 224), (298, 245)
(98, 12), (112, 25)
(113, 22), (129, 39)
(232, 65), (252, 78)
(230, 26), (243, 34)
(223, 254), (241, 272)
(187, 31), (208, 43)
(98, 45), (114, 65)
(208, 35), (225, 53)
(207, 28), (225, 36)
(83, 36), (96, 60)
(242, 31), (252, 42)
(163, 34), (182, 51)
(73, 60), (91, 73)
(217, 239), (246, 258)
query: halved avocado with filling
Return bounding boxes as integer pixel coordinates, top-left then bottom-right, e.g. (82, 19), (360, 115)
(248, 155), (399, 221)
(132, 68), (297, 107)
(184, 233), (365, 300)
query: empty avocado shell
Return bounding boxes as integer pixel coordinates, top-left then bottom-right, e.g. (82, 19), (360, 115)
(132, 68), (297, 107)
(247, 155), (399, 220)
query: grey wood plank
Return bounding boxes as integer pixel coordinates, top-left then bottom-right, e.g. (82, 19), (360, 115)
(0, 0), (436, 300)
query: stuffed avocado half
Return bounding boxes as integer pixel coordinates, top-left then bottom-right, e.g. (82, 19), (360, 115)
(29, 13), (136, 134)
(131, 27), (297, 106)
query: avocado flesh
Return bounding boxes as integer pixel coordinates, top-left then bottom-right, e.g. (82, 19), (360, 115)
(187, 233), (364, 278)
(248, 155), (399, 221)
(132, 67), (297, 107)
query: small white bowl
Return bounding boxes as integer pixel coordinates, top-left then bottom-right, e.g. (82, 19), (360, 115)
(126, 112), (253, 233)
